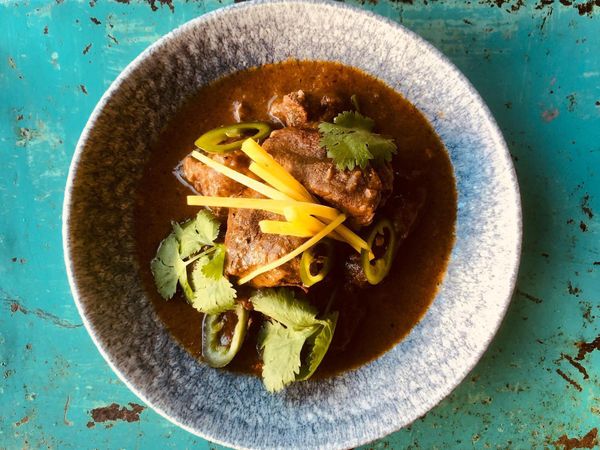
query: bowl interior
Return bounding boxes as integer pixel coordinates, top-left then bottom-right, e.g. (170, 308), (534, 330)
(64, 1), (521, 449)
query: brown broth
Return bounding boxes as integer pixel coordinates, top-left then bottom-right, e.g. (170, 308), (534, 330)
(134, 60), (457, 378)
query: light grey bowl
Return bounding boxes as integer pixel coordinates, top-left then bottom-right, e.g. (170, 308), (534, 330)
(62, 1), (522, 449)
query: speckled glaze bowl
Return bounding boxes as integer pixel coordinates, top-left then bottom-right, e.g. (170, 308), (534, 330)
(63, 1), (521, 448)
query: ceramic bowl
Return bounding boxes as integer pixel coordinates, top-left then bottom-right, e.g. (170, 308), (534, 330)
(63, 1), (521, 448)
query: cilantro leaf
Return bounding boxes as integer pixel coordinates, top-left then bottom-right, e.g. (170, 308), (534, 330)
(174, 210), (220, 259)
(150, 234), (186, 300)
(318, 111), (397, 171)
(190, 244), (236, 314)
(252, 288), (340, 392)
(200, 243), (227, 279)
(251, 288), (318, 330)
(258, 321), (315, 393)
(150, 209), (226, 302)
(297, 312), (338, 381)
(334, 110), (374, 130)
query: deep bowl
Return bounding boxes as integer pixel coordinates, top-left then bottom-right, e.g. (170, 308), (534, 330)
(63, 1), (521, 448)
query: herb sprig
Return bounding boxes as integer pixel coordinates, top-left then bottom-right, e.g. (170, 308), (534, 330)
(319, 110), (397, 171)
(151, 210), (236, 314)
(252, 288), (338, 392)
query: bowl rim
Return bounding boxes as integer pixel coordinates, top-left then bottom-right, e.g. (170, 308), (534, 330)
(62, 0), (522, 448)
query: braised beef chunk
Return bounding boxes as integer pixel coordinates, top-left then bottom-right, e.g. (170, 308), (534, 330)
(269, 91), (309, 127)
(225, 189), (304, 288)
(342, 186), (427, 288)
(268, 90), (351, 127)
(262, 127), (393, 227)
(181, 152), (250, 220)
(343, 253), (369, 289)
(319, 94), (348, 123)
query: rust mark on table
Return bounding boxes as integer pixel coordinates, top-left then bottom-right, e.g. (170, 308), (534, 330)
(114, 0), (175, 12)
(14, 415), (29, 427)
(554, 428), (598, 449)
(566, 93), (578, 112)
(567, 281), (581, 297)
(561, 354), (589, 379)
(575, 335), (600, 361)
(576, 0), (600, 15)
(516, 289), (543, 304)
(581, 302), (594, 324)
(555, 369), (583, 391)
(3, 290), (83, 329)
(580, 194), (594, 219)
(88, 403), (146, 426)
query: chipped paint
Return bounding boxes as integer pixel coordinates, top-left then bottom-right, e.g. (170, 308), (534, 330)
(14, 415), (29, 427)
(554, 428), (598, 449)
(89, 403), (145, 424)
(3, 290), (83, 329)
(63, 396), (73, 426)
(575, 336), (600, 361)
(562, 354), (589, 379)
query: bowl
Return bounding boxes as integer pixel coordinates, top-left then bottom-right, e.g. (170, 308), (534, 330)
(62, 1), (522, 448)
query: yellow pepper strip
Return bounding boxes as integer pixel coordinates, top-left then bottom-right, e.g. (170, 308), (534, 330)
(241, 140), (370, 254)
(259, 220), (315, 238)
(238, 214), (347, 285)
(191, 151), (291, 201)
(283, 207), (346, 243)
(241, 139), (314, 202)
(334, 224), (373, 258)
(282, 208), (327, 234)
(191, 143), (372, 257)
(283, 207), (370, 255)
(186, 196), (339, 220)
(248, 162), (306, 202)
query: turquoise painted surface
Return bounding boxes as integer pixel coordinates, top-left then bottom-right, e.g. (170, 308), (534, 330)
(1, 0), (599, 448)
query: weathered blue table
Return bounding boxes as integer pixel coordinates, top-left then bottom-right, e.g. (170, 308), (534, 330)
(1, 1), (599, 448)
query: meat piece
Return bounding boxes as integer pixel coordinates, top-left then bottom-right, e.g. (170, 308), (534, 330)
(342, 185), (427, 288)
(224, 190), (304, 288)
(342, 253), (369, 289)
(268, 90), (351, 127)
(268, 90), (309, 127)
(319, 94), (347, 123)
(181, 152), (250, 220)
(262, 127), (393, 227)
